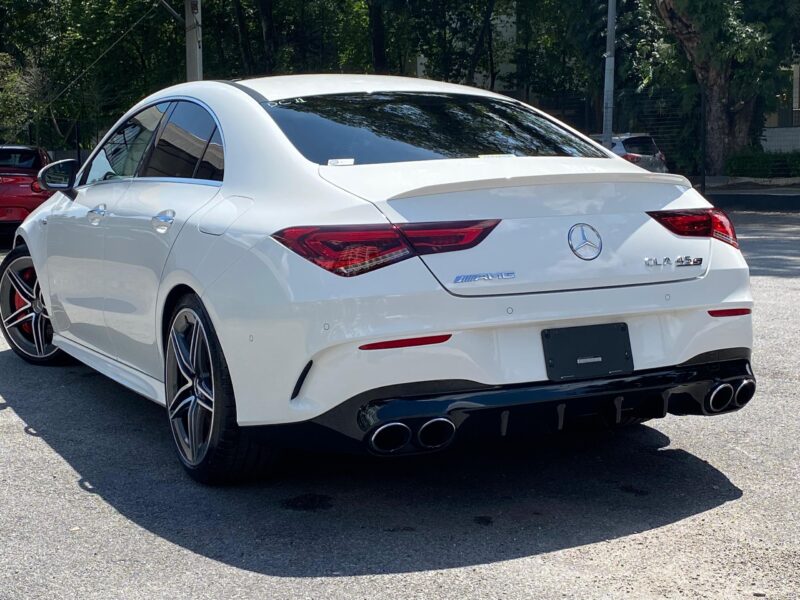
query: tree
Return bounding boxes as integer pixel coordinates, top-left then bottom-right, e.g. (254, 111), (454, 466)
(653, 0), (797, 174)
(232, 0), (256, 75)
(367, 0), (388, 73)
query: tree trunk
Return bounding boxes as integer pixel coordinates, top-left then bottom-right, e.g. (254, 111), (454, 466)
(368, 0), (388, 74)
(465, 0), (495, 86)
(653, 0), (757, 175)
(487, 14), (496, 90)
(232, 0), (255, 75)
(703, 69), (730, 176)
(255, 0), (276, 74)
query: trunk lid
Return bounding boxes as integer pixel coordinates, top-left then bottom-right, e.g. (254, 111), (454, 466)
(320, 157), (711, 296)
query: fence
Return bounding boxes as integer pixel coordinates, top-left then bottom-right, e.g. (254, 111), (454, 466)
(3, 87), (799, 180)
(531, 88), (800, 182)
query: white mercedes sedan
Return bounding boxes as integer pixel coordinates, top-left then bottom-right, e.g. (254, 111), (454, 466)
(1, 75), (755, 484)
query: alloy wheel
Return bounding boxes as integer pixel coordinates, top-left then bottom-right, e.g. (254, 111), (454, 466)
(166, 308), (216, 467)
(0, 257), (58, 359)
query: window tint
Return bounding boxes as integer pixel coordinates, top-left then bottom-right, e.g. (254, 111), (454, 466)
(623, 136), (659, 156)
(0, 148), (41, 170)
(142, 101), (217, 179)
(262, 92), (606, 166)
(83, 103), (169, 185)
(194, 127), (224, 181)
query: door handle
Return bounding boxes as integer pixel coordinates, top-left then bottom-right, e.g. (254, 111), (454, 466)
(151, 210), (175, 233)
(87, 204), (107, 225)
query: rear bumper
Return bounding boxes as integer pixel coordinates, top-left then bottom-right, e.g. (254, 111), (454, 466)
(0, 207), (30, 223)
(253, 349), (755, 455)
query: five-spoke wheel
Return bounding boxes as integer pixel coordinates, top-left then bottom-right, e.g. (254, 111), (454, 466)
(164, 295), (276, 484)
(0, 247), (63, 364)
(166, 308), (216, 467)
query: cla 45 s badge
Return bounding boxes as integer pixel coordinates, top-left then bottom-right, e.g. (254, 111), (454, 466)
(645, 256), (704, 267)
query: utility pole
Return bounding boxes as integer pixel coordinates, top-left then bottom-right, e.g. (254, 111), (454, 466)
(158, 0), (202, 81)
(601, 0), (616, 148)
(185, 0), (202, 81)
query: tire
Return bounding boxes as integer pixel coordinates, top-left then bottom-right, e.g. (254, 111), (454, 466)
(165, 294), (277, 484)
(0, 245), (68, 365)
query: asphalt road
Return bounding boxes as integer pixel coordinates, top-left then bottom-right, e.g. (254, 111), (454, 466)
(0, 212), (798, 600)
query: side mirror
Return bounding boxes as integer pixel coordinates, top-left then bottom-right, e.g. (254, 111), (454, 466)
(38, 159), (80, 198)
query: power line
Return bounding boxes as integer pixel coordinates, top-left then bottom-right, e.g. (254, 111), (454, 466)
(43, 2), (160, 109)
(2, 2), (162, 143)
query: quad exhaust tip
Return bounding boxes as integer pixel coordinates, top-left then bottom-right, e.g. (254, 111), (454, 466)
(707, 383), (735, 413)
(369, 422), (412, 454)
(734, 379), (756, 407)
(417, 418), (456, 449)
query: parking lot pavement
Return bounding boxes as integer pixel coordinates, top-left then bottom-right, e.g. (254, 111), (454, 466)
(0, 212), (798, 600)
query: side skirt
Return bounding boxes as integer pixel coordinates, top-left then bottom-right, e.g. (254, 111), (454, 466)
(53, 334), (166, 405)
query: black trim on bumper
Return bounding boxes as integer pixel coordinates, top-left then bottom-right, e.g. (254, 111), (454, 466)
(254, 349), (755, 456)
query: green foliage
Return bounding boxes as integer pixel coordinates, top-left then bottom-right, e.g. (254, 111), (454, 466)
(0, 0), (796, 168)
(726, 149), (800, 178)
(0, 53), (29, 140)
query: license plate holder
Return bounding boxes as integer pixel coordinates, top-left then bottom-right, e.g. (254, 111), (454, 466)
(541, 323), (634, 381)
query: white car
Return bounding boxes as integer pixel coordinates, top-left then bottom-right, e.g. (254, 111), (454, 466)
(1, 75), (755, 484)
(591, 133), (669, 173)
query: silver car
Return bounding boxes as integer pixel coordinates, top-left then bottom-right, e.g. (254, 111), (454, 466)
(592, 134), (668, 173)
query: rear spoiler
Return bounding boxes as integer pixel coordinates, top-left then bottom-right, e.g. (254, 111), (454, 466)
(389, 172), (691, 200)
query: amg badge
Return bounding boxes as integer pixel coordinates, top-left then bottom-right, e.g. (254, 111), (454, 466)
(454, 272), (516, 284)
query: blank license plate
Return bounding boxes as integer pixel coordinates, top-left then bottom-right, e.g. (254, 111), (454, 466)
(541, 323), (634, 381)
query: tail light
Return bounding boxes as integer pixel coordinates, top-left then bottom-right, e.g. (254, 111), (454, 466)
(30, 179), (43, 193)
(647, 208), (738, 248)
(273, 220), (500, 277)
(622, 153), (642, 164)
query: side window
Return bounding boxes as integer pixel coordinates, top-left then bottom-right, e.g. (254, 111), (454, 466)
(83, 103), (169, 186)
(141, 101), (217, 179)
(194, 127), (224, 181)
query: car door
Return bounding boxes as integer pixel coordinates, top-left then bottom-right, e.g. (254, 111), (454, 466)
(44, 102), (170, 354)
(102, 100), (224, 378)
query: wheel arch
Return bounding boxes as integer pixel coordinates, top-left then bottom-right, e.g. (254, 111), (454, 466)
(12, 233), (26, 249)
(160, 283), (199, 353)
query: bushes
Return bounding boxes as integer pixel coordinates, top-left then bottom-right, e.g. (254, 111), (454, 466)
(726, 148), (800, 178)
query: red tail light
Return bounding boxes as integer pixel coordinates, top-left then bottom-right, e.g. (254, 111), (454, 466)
(273, 220), (500, 277)
(622, 153), (642, 164)
(30, 179), (43, 193)
(397, 219), (499, 255)
(647, 208), (738, 248)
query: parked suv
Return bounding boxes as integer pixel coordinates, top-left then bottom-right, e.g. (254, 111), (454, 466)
(0, 145), (53, 233)
(591, 134), (668, 173)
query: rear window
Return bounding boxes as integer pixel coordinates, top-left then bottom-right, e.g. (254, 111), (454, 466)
(262, 92), (606, 166)
(622, 136), (659, 156)
(0, 149), (41, 170)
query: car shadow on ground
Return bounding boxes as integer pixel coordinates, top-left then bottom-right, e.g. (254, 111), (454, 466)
(0, 349), (742, 577)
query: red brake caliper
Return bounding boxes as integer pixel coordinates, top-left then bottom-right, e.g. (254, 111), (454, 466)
(14, 268), (36, 335)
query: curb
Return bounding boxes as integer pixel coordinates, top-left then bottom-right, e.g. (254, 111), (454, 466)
(706, 191), (800, 212)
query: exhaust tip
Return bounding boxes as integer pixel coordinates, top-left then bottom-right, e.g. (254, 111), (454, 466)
(707, 383), (735, 413)
(417, 418), (456, 449)
(734, 379), (756, 407)
(369, 422), (412, 454)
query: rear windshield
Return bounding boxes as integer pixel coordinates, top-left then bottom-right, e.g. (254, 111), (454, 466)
(622, 136), (659, 156)
(262, 92), (606, 166)
(0, 148), (41, 170)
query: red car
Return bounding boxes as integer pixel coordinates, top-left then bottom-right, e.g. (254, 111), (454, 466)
(0, 145), (53, 233)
